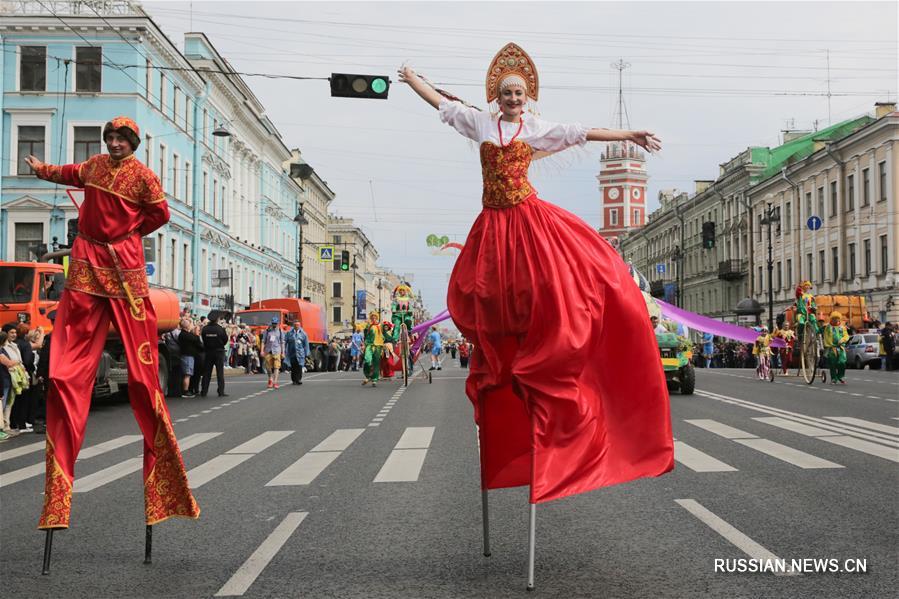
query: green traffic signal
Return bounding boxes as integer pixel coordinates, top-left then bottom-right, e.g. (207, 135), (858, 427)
(330, 73), (390, 99)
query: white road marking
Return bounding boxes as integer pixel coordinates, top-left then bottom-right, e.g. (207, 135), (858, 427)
(202, 410), (212, 414)
(394, 427), (435, 449)
(373, 449), (429, 482)
(824, 417), (899, 436)
(0, 440), (46, 462)
(374, 427), (435, 482)
(215, 511), (308, 596)
(74, 432), (221, 492)
(266, 452), (340, 486)
(675, 499), (796, 576)
(227, 431), (294, 455)
(673, 441), (737, 472)
(372, 418), (384, 422)
(818, 436), (899, 462)
(753, 417), (835, 437)
(310, 429), (365, 452)
(733, 438), (842, 469)
(685, 419), (757, 439)
(0, 434), (143, 488)
(189, 454), (254, 488)
(368, 423), (380, 427)
(175, 418), (188, 423)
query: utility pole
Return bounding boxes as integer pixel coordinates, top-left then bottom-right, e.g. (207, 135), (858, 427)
(760, 201), (781, 330)
(351, 256), (358, 325)
(674, 203), (686, 308)
(294, 202), (308, 299)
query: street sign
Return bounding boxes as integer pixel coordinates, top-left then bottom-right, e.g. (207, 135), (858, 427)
(145, 262), (155, 277)
(807, 216), (822, 231)
(320, 246), (334, 262)
(656, 263), (666, 274)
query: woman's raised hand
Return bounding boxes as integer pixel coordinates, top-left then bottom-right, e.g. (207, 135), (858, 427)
(397, 64), (416, 85)
(631, 131), (662, 153)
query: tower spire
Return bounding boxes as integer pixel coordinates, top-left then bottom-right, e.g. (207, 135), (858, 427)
(611, 59), (631, 130)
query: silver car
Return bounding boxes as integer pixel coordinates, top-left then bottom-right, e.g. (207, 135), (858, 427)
(846, 334), (881, 369)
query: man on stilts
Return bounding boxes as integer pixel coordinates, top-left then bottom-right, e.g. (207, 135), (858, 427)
(26, 117), (199, 559)
(362, 311), (391, 387)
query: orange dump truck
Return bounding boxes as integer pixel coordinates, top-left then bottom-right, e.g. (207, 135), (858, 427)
(0, 261), (180, 397)
(784, 295), (869, 330)
(236, 298), (328, 371)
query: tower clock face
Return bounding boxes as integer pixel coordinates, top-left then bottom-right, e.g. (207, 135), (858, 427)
(632, 188), (642, 199)
(608, 187), (620, 200)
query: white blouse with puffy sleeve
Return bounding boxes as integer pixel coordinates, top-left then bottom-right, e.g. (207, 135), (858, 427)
(438, 99), (588, 153)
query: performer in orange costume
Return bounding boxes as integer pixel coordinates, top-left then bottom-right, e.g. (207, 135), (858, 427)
(25, 117), (199, 530)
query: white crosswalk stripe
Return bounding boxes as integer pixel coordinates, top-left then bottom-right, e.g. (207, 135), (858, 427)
(74, 432), (221, 493)
(188, 431), (294, 489)
(674, 441), (737, 472)
(0, 440), (46, 462)
(685, 419), (842, 469)
(1, 434), (143, 488)
(374, 427), (434, 482)
(266, 429), (364, 486)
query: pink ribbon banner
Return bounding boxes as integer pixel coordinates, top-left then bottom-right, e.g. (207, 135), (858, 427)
(656, 299), (786, 348)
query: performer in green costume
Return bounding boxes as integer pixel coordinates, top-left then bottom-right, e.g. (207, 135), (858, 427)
(823, 311), (849, 384)
(362, 311), (393, 387)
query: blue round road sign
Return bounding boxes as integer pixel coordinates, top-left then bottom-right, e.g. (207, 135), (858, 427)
(807, 216), (822, 231)
(146, 263), (156, 276)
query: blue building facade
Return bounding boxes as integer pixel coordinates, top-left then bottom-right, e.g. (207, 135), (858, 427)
(1, 1), (302, 314)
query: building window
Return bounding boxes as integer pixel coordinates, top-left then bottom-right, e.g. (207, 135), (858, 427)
(14, 222), (43, 261)
(633, 209), (639, 224)
(173, 87), (181, 126)
(170, 238), (177, 288)
(202, 109), (208, 140)
(333, 257), (342, 271)
(183, 242), (190, 288)
(879, 161), (887, 202)
(881, 235), (889, 275)
(784, 201), (791, 233)
(144, 133), (152, 165)
(332, 306), (341, 324)
(863, 239), (871, 276)
(156, 233), (164, 282)
(786, 259), (792, 288)
(159, 71), (166, 112)
(145, 58), (152, 99)
(333, 235), (342, 245)
(806, 253), (813, 283)
(203, 171), (209, 212)
(862, 168), (870, 207)
(846, 174), (854, 211)
(832, 247), (839, 281)
(805, 192), (811, 219)
(158, 144), (167, 193)
(20, 46), (47, 91)
(212, 178), (218, 218)
(758, 266), (763, 291)
(73, 126), (101, 163)
(609, 209), (618, 226)
(819, 250), (826, 283)
(776, 261), (782, 290)
(829, 181), (837, 216)
(816, 186), (824, 219)
(75, 47), (101, 92)
(848, 243), (856, 279)
(184, 161), (192, 206)
(17, 125), (45, 174)
(333, 282), (342, 298)
(172, 153), (180, 199)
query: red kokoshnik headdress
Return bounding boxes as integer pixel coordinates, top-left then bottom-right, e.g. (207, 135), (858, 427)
(486, 42), (540, 103)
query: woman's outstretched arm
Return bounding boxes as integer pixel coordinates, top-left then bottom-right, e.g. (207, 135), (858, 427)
(397, 66), (444, 109)
(587, 128), (662, 153)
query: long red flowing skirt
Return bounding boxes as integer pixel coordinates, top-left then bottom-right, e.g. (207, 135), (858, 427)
(448, 195), (674, 504)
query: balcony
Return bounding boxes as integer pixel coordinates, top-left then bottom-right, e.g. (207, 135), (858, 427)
(718, 259), (747, 281)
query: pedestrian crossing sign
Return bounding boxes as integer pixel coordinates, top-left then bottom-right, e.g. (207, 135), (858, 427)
(320, 246), (334, 262)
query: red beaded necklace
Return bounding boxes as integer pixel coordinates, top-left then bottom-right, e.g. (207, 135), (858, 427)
(497, 116), (524, 147)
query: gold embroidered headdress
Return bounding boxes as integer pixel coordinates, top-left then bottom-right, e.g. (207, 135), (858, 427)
(486, 42), (539, 105)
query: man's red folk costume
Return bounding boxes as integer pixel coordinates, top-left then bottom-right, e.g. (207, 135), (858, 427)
(32, 117), (199, 530)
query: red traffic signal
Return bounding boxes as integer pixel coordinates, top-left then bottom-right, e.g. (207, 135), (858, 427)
(330, 73), (390, 100)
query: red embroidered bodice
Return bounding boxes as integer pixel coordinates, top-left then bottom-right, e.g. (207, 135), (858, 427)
(480, 141), (536, 208)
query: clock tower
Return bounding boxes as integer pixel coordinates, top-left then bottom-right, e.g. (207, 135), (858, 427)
(597, 141), (648, 239)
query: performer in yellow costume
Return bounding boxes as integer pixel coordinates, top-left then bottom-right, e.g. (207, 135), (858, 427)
(823, 311), (849, 384)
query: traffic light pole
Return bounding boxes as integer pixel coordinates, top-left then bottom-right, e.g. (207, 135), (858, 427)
(761, 202), (780, 331)
(298, 223), (304, 299)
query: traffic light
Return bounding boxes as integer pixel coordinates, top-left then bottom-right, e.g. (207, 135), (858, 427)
(330, 73), (390, 100)
(701, 221), (716, 249)
(340, 250), (350, 271)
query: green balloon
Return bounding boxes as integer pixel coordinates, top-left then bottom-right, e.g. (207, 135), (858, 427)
(426, 234), (439, 246)
(439, 236), (450, 245)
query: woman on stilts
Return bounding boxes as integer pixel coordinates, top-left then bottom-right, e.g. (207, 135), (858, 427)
(398, 44), (674, 589)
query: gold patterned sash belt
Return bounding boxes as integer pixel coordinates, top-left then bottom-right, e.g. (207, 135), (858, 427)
(77, 230), (143, 311)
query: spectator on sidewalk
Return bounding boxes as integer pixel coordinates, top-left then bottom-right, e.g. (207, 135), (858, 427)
(201, 314), (229, 397)
(262, 318), (286, 389)
(177, 319), (203, 397)
(286, 321), (310, 385)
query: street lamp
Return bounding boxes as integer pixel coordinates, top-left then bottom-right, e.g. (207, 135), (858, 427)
(351, 257), (359, 325)
(759, 198), (781, 330)
(293, 202), (308, 299)
(376, 278), (384, 314)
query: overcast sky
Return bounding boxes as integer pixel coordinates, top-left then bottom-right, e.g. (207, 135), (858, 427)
(145, 0), (897, 313)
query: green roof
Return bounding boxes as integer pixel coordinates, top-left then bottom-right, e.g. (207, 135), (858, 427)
(750, 116), (874, 181)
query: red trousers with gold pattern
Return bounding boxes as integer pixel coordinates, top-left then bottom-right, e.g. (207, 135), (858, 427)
(39, 288), (200, 529)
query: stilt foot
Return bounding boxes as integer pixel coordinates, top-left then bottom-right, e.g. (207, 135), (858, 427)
(41, 529), (54, 575)
(144, 525), (152, 564)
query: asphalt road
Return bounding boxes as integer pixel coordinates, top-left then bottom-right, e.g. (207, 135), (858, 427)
(1, 360), (896, 598)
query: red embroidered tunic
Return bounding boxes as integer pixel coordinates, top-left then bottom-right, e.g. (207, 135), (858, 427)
(35, 154), (168, 299)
